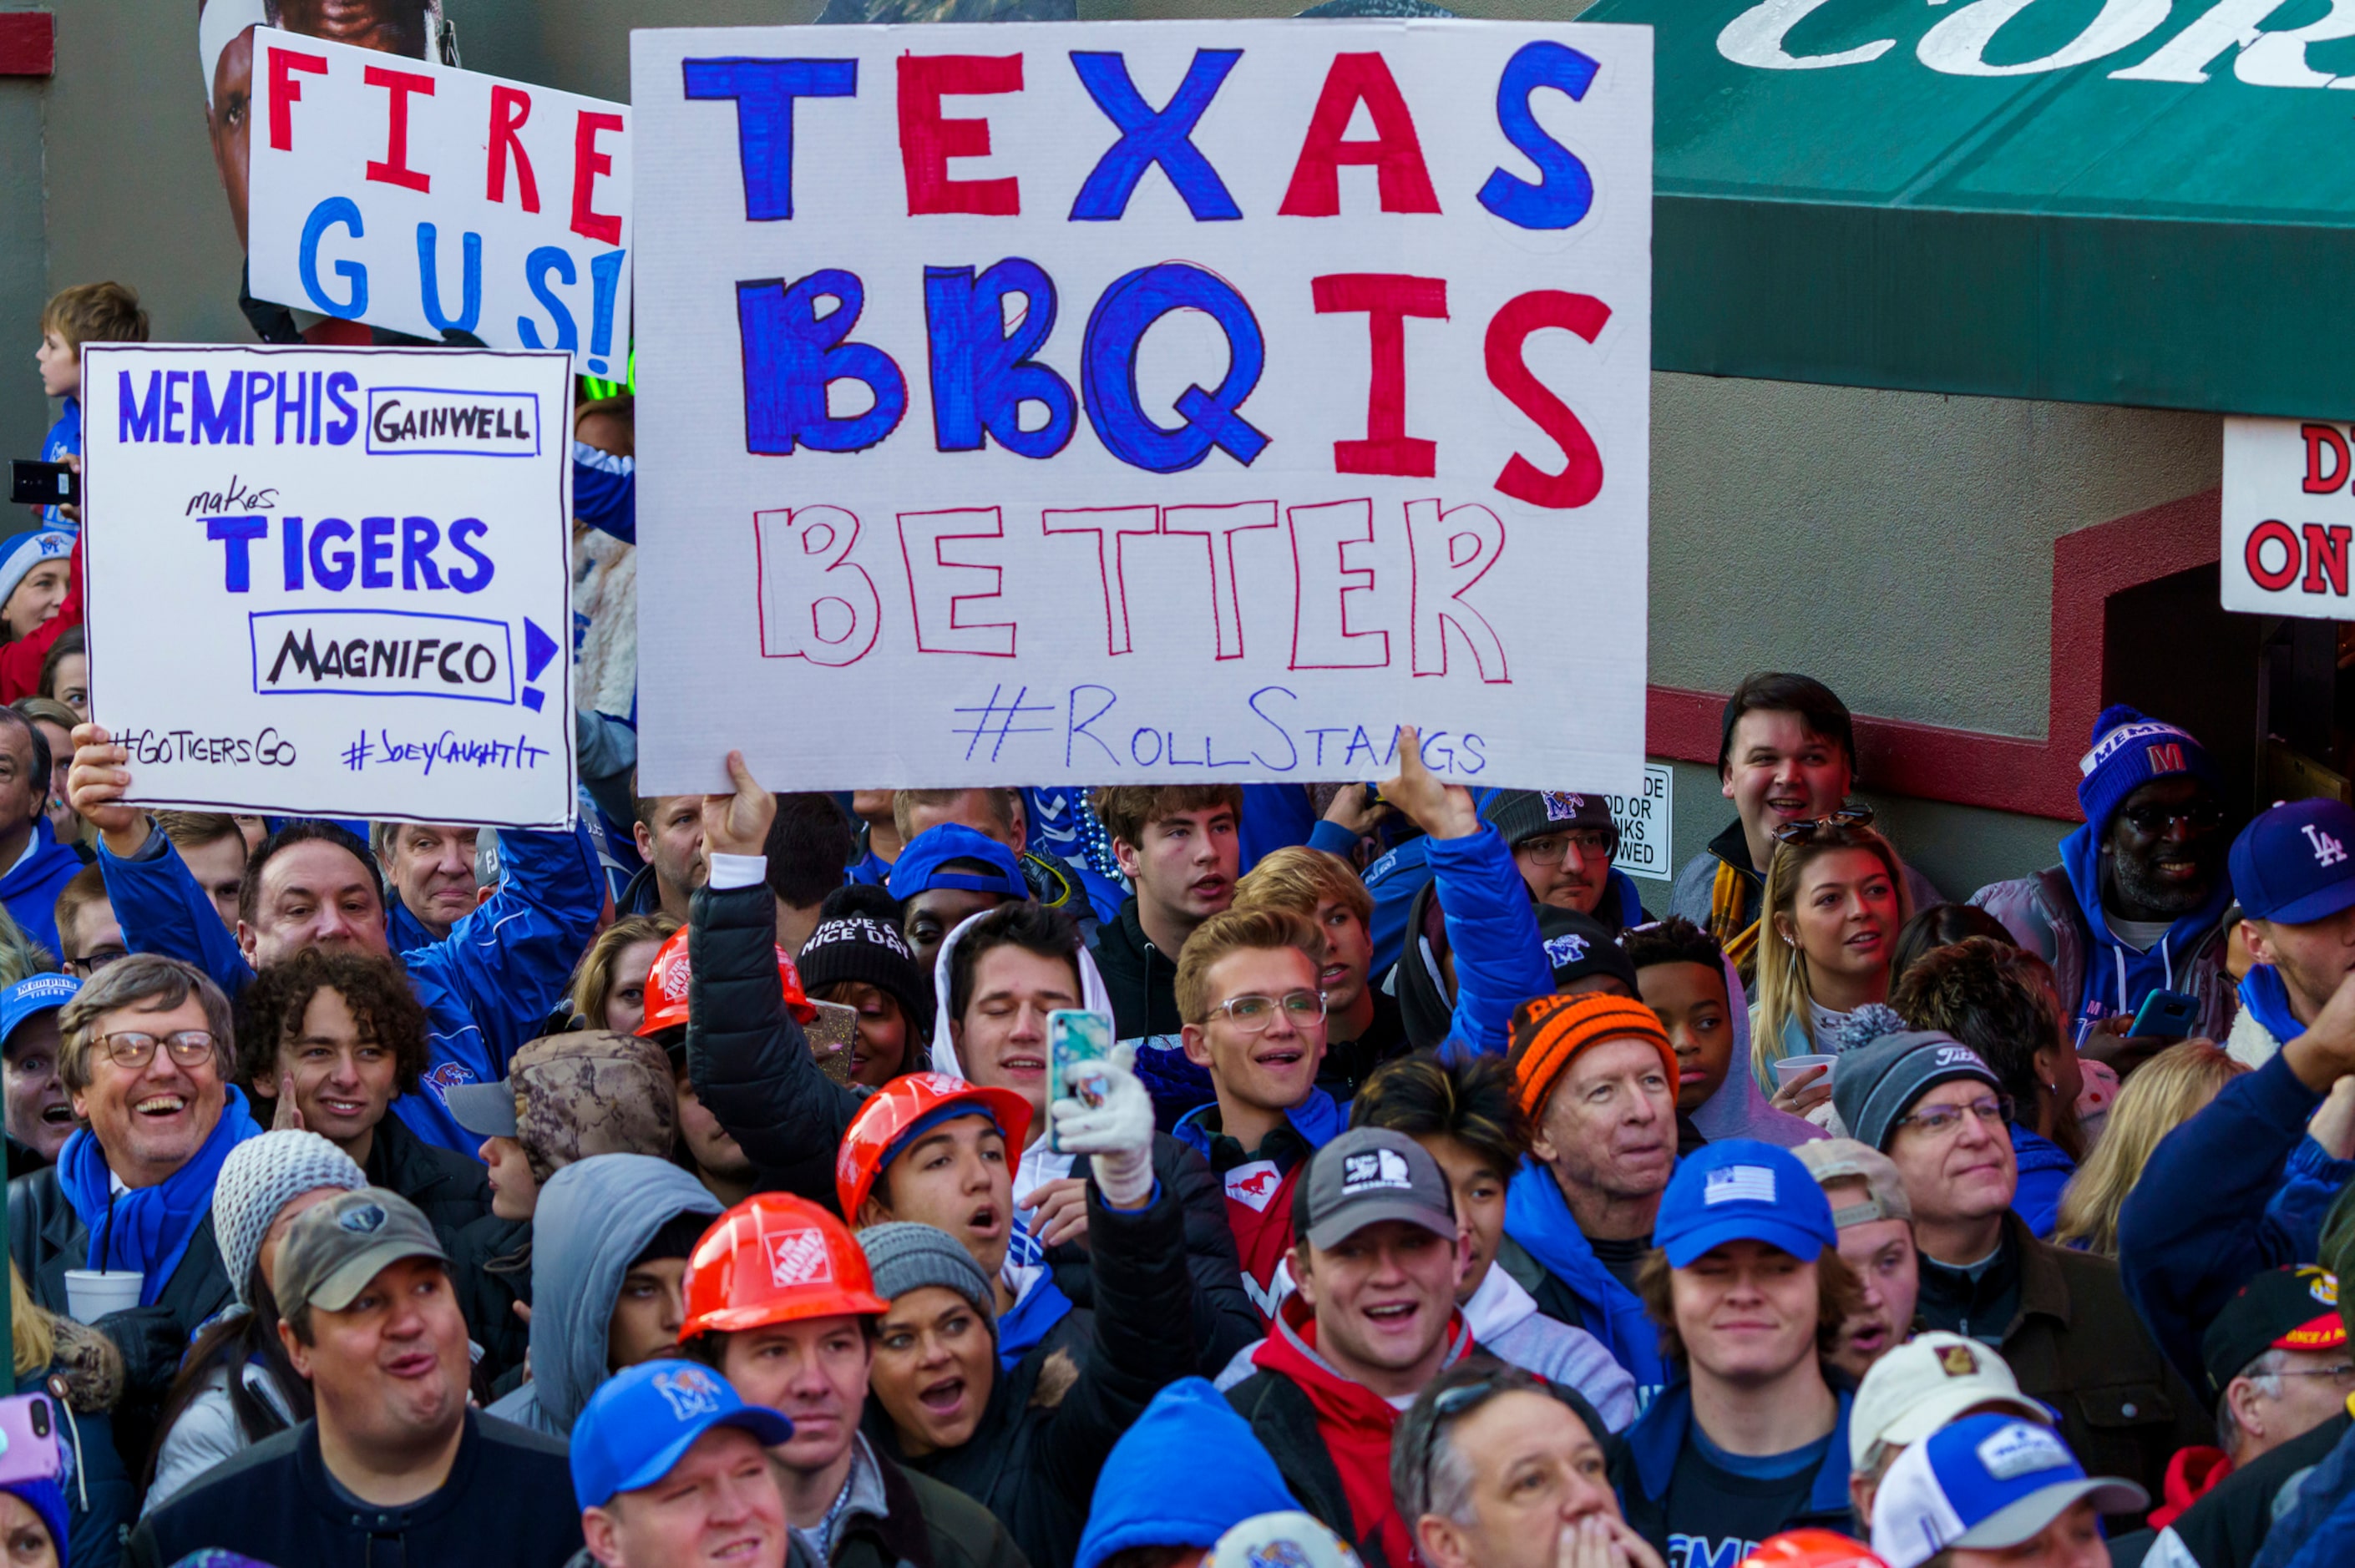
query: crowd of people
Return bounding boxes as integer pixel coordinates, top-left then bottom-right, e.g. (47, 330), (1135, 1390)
(8, 286), (2353, 1568)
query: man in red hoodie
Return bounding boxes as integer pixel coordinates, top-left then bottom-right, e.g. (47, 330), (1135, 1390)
(1226, 1125), (1474, 1568)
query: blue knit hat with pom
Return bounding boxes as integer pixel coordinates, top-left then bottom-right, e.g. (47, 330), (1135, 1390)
(2077, 706), (2221, 836)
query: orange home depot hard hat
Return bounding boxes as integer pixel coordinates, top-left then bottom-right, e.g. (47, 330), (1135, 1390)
(680, 1192), (889, 1338)
(637, 925), (816, 1036)
(1739, 1532), (1890, 1568)
(834, 1070), (1034, 1222)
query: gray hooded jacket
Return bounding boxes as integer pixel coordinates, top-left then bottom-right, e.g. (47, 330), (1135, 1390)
(487, 1155), (722, 1438)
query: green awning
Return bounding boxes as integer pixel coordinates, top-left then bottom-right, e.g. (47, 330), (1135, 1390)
(1580, 0), (2355, 417)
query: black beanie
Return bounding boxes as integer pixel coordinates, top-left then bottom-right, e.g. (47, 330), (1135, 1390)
(798, 883), (936, 1040)
(1538, 907), (1639, 994)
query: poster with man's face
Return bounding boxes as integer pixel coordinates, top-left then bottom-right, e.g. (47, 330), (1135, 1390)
(199, 0), (443, 250)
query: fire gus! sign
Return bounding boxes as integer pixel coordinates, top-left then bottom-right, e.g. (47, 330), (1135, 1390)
(2223, 417), (2355, 620)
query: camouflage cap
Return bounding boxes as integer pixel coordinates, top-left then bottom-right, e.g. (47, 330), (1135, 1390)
(504, 1029), (678, 1183)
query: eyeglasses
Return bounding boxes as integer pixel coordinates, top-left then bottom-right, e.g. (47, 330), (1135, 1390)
(65, 948), (128, 979)
(1770, 807), (1876, 845)
(94, 1030), (218, 1072)
(2118, 801), (2224, 836)
(1208, 991), (1326, 1033)
(1893, 1094), (2014, 1138)
(1514, 828), (1614, 864)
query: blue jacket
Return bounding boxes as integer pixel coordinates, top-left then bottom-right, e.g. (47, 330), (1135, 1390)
(1, 820), (86, 961)
(99, 822), (604, 1153)
(1503, 1158), (1665, 1407)
(1426, 827), (1551, 1061)
(2257, 1414), (2355, 1568)
(39, 397), (78, 531)
(1238, 785), (1319, 875)
(2054, 823), (2235, 1038)
(1614, 1375), (1855, 1550)
(1170, 1084), (1345, 1164)
(1366, 835), (1646, 983)
(572, 443), (634, 544)
(2118, 1048), (2355, 1386)
(2009, 1124), (2076, 1241)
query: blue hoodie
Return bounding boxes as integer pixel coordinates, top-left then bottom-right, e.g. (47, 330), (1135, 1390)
(1502, 1157), (1665, 1408)
(2008, 1124), (2075, 1241)
(2055, 822), (2233, 1037)
(1076, 1378), (1298, 1568)
(0, 818), (84, 959)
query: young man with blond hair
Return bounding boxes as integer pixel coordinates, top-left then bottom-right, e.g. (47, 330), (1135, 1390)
(1092, 785), (1244, 1046)
(1172, 904), (1344, 1322)
(1234, 845), (1406, 1100)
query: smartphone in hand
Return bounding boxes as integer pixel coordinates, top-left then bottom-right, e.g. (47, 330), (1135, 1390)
(1046, 1009), (1113, 1152)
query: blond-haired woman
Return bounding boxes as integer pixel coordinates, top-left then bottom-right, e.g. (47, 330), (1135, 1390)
(2053, 1039), (2246, 1255)
(1750, 817), (1912, 1115)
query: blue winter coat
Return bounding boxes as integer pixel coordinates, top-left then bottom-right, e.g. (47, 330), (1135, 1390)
(0, 820), (87, 961)
(1614, 1374), (1855, 1550)
(1503, 1158), (1666, 1407)
(1366, 836), (1648, 981)
(1424, 827), (1552, 1061)
(2118, 1049), (2355, 1387)
(98, 822), (604, 1153)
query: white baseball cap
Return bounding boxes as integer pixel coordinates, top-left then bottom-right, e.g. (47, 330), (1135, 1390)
(1850, 1333), (2050, 1469)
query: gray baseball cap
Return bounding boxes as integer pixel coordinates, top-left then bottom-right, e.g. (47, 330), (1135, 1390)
(1795, 1137), (1914, 1227)
(1300, 1127), (1455, 1251)
(275, 1188), (448, 1318)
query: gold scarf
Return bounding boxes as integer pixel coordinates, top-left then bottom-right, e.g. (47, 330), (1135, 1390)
(1710, 859), (1761, 983)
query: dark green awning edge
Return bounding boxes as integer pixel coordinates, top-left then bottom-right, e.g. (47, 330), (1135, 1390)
(1655, 191), (2355, 419)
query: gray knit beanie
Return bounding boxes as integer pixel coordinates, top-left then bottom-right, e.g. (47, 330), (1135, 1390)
(857, 1222), (998, 1339)
(212, 1130), (368, 1307)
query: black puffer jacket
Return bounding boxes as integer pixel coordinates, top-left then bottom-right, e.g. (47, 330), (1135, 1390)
(366, 1110), (491, 1247)
(685, 882), (1261, 1370)
(869, 1183), (1194, 1568)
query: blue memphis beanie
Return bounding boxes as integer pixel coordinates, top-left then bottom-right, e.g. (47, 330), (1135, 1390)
(2077, 705), (2222, 836)
(1076, 1378), (1299, 1568)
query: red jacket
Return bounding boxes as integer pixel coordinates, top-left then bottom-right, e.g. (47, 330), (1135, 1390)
(0, 531), (82, 705)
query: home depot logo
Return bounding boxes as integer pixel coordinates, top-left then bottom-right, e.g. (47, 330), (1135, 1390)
(765, 1227), (833, 1288)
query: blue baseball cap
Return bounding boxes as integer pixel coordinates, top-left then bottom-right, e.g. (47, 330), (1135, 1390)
(1870, 1414), (2145, 1568)
(570, 1360), (793, 1511)
(1654, 1139), (1839, 1268)
(2231, 798), (2355, 925)
(0, 974), (77, 1053)
(886, 823), (1027, 903)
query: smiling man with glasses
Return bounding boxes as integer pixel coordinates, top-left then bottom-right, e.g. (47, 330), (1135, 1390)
(8, 952), (264, 1469)
(1833, 1021), (2202, 1512)
(1174, 906), (1345, 1325)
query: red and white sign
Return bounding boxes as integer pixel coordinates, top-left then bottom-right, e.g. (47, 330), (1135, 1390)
(2223, 417), (2355, 620)
(630, 19), (1652, 792)
(765, 1227), (835, 1288)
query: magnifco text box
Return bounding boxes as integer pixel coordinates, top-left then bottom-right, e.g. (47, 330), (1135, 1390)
(250, 609), (517, 704)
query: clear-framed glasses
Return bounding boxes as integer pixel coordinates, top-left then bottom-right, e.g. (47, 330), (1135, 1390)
(95, 1030), (217, 1072)
(1209, 990), (1327, 1034)
(1893, 1093), (2014, 1138)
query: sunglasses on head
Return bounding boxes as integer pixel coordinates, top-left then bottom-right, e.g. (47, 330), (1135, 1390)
(1770, 807), (1876, 845)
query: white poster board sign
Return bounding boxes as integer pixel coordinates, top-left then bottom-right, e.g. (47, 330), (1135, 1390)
(249, 28), (631, 375)
(631, 18), (1652, 793)
(2222, 416), (2355, 620)
(82, 343), (577, 827)
(1610, 762), (1673, 880)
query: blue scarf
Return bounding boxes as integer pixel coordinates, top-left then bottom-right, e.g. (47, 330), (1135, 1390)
(996, 1272), (1073, 1373)
(58, 1087), (263, 1308)
(2242, 966), (2305, 1052)
(1502, 1158), (1665, 1408)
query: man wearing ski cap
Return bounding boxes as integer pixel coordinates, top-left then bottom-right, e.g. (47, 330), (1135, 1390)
(571, 1358), (795, 1568)
(1870, 1413), (2145, 1568)
(1835, 1024), (2201, 1506)
(0, 971), (76, 1164)
(2226, 797), (2355, 1068)
(1614, 1140), (1856, 1560)
(1228, 1126), (1471, 1568)
(1846, 1333), (2051, 1524)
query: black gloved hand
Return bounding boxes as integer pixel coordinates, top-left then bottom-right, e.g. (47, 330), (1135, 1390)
(94, 1304), (190, 1396)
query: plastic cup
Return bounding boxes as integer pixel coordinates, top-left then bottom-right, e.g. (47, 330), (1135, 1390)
(1773, 1054), (1837, 1088)
(63, 1269), (142, 1323)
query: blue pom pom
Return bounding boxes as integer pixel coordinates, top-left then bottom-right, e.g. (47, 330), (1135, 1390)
(2089, 704), (2150, 746)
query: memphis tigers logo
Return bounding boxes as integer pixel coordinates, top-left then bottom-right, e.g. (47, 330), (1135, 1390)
(422, 1061), (478, 1102)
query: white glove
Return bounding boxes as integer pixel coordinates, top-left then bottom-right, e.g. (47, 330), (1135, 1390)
(1051, 1044), (1155, 1211)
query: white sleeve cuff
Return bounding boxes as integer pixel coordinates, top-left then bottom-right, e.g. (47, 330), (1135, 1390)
(706, 852), (768, 892)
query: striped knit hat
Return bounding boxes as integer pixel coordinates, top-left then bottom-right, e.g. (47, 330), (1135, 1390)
(1508, 994), (1676, 1119)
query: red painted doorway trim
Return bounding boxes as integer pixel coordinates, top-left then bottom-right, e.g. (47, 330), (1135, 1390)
(1646, 488), (2222, 822)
